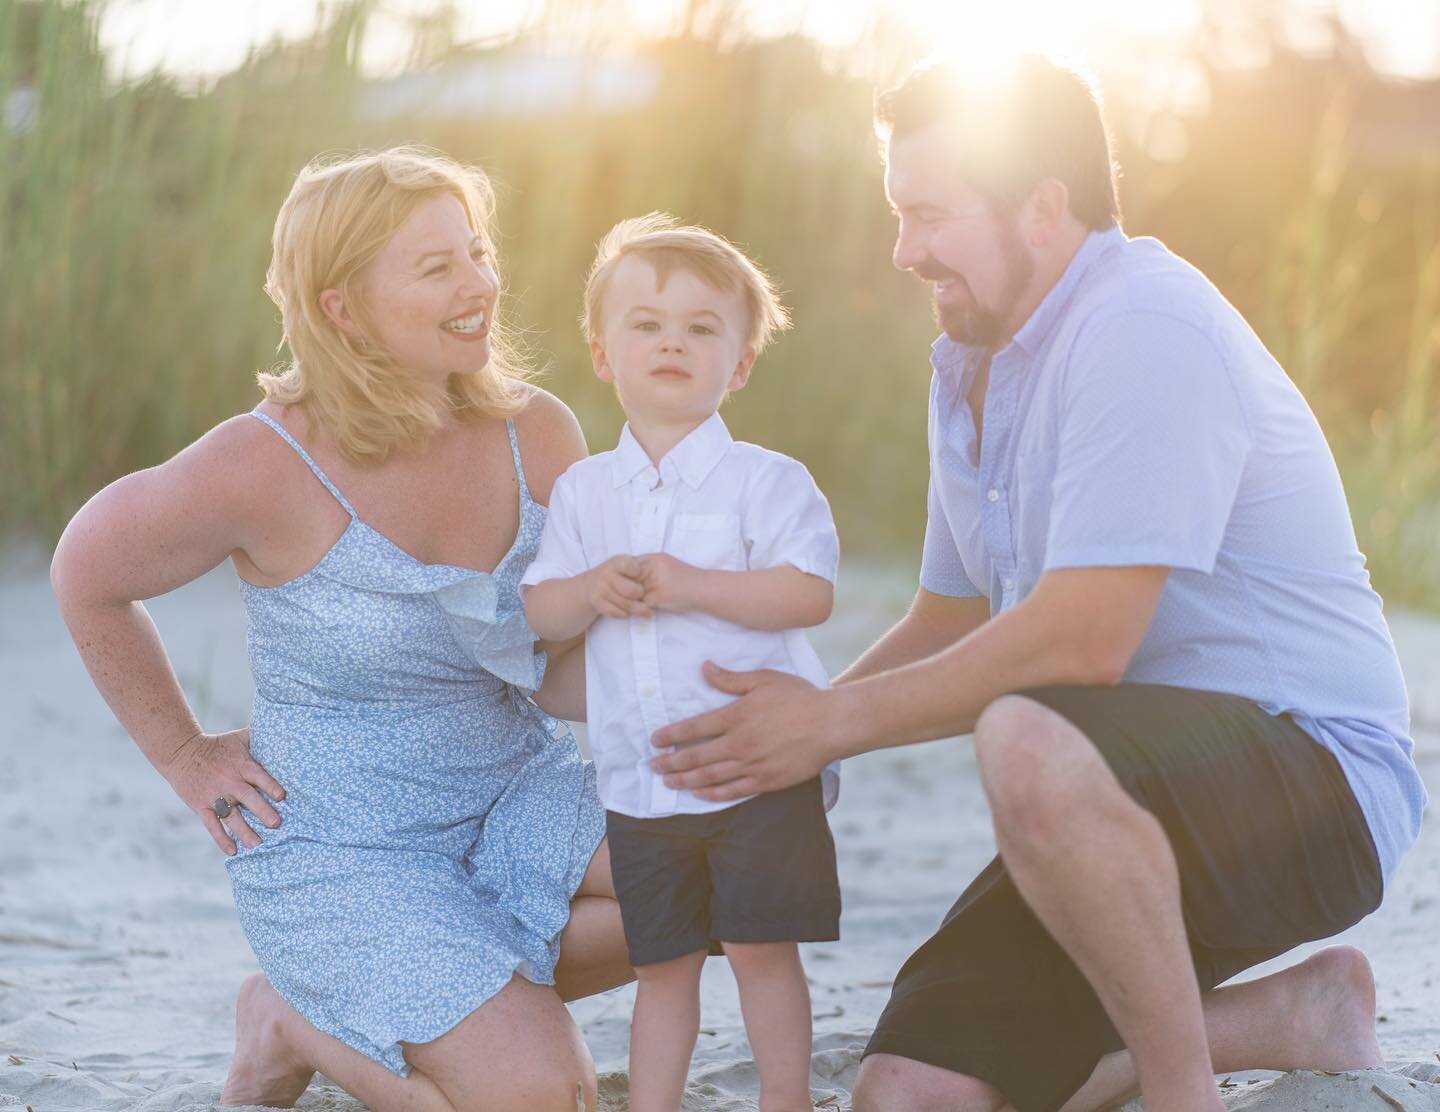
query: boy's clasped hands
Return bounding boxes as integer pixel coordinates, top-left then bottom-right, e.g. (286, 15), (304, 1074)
(584, 553), (700, 619)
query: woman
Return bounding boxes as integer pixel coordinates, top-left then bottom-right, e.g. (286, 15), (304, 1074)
(50, 147), (631, 1110)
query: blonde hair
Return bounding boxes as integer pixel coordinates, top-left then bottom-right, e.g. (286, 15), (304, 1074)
(581, 213), (791, 353)
(257, 146), (530, 463)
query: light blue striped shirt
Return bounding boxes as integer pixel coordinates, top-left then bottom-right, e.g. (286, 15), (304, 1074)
(921, 224), (1425, 886)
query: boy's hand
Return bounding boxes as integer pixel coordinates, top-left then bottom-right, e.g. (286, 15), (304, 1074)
(586, 556), (652, 619)
(636, 553), (700, 613)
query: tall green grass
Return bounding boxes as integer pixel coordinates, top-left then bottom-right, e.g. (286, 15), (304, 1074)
(3, 1), (1438, 605)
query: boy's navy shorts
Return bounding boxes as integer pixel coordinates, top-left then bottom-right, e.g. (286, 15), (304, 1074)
(605, 777), (841, 967)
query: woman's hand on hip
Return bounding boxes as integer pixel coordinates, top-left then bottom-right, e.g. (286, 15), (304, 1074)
(160, 728), (286, 855)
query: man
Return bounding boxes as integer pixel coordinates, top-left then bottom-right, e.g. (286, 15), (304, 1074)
(650, 55), (1426, 1112)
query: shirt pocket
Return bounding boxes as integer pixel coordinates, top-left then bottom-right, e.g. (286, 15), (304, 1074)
(666, 512), (746, 571)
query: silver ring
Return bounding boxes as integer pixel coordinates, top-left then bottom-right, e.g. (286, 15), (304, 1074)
(212, 797), (233, 819)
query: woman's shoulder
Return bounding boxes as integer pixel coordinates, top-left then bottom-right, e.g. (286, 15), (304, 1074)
(199, 403), (313, 472)
(79, 406), (311, 550)
(177, 404), (331, 514)
(508, 385), (588, 507)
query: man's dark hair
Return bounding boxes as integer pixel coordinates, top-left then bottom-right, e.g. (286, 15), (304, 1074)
(875, 55), (1121, 230)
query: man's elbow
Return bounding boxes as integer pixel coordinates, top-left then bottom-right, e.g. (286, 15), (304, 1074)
(1066, 634), (1134, 686)
(1086, 655), (1129, 687)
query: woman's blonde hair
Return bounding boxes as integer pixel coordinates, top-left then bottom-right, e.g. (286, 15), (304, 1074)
(581, 213), (791, 353)
(257, 146), (530, 463)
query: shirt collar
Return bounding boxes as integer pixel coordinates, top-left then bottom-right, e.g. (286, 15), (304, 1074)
(609, 413), (734, 489)
(930, 221), (1126, 377)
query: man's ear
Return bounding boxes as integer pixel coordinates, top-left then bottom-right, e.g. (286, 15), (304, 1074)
(1024, 178), (1070, 247)
(318, 288), (364, 337)
(589, 337), (615, 383)
(728, 348), (757, 391)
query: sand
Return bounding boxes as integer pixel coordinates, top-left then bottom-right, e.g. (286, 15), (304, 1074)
(1, 540), (1437, 1110)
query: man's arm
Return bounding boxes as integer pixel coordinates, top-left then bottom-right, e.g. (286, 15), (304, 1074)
(834, 587), (991, 685)
(651, 564), (1167, 799)
(834, 565), (1165, 749)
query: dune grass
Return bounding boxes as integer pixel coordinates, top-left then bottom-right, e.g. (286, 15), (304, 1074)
(3, 0), (1436, 605)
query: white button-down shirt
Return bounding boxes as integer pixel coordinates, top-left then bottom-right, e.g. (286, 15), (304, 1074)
(520, 414), (841, 818)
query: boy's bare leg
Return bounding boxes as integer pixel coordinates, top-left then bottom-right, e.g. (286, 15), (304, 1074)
(723, 941), (815, 1112)
(973, 696), (1225, 1112)
(628, 950), (707, 1112)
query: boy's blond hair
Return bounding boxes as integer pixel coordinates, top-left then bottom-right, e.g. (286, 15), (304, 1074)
(581, 213), (791, 353)
(258, 146), (530, 464)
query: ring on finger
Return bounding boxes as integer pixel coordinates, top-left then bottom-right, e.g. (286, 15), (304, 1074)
(212, 796), (235, 819)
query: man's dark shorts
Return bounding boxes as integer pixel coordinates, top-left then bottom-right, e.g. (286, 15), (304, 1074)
(864, 683), (1383, 1112)
(606, 777), (841, 967)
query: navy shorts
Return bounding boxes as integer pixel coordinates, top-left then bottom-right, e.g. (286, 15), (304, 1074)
(864, 683), (1383, 1112)
(605, 777), (841, 967)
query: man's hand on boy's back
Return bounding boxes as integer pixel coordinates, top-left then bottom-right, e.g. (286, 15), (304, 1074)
(650, 663), (835, 800)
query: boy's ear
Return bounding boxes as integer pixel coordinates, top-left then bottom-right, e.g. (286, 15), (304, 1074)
(728, 348), (757, 391)
(319, 288), (363, 337)
(589, 337), (615, 383)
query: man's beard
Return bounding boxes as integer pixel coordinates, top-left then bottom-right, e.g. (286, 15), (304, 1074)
(930, 226), (1034, 349)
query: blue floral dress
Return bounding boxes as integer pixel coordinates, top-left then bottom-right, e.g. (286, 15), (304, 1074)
(226, 409), (605, 1076)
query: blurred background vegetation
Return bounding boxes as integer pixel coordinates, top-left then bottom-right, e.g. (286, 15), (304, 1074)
(3, 0), (1438, 604)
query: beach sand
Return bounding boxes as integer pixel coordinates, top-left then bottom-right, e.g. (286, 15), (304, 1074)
(2, 542), (1436, 1110)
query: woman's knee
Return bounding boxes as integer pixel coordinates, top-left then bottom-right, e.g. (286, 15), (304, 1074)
(852, 1052), (1006, 1112)
(406, 976), (596, 1111)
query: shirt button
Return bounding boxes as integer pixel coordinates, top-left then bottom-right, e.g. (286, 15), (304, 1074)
(640, 685), (656, 698)
(987, 488), (1001, 502)
(1003, 577), (1015, 590)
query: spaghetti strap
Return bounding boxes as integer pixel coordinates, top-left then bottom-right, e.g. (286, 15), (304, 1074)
(249, 410), (358, 518)
(505, 419), (532, 503)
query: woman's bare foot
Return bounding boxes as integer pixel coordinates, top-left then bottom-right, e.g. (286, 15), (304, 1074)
(219, 973), (316, 1108)
(1060, 945), (1384, 1112)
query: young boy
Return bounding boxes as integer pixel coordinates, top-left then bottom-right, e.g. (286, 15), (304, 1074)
(521, 213), (841, 1112)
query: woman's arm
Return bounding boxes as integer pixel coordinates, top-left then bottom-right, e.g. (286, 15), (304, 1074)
(532, 634), (586, 721)
(512, 388), (600, 716)
(50, 418), (285, 853)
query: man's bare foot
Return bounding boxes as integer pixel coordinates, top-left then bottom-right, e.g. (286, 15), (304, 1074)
(1282, 945), (1385, 1072)
(1059, 946), (1384, 1112)
(219, 973), (316, 1108)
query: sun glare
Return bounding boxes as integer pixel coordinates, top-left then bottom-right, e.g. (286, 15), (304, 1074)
(876, 0), (1205, 68)
(93, 0), (1439, 84)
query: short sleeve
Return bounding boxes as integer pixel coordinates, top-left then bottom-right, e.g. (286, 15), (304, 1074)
(740, 456), (840, 582)
(1044, 311), (1253, 574)
(519, 467), (591, 587)
(919, 471), (984, 598)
